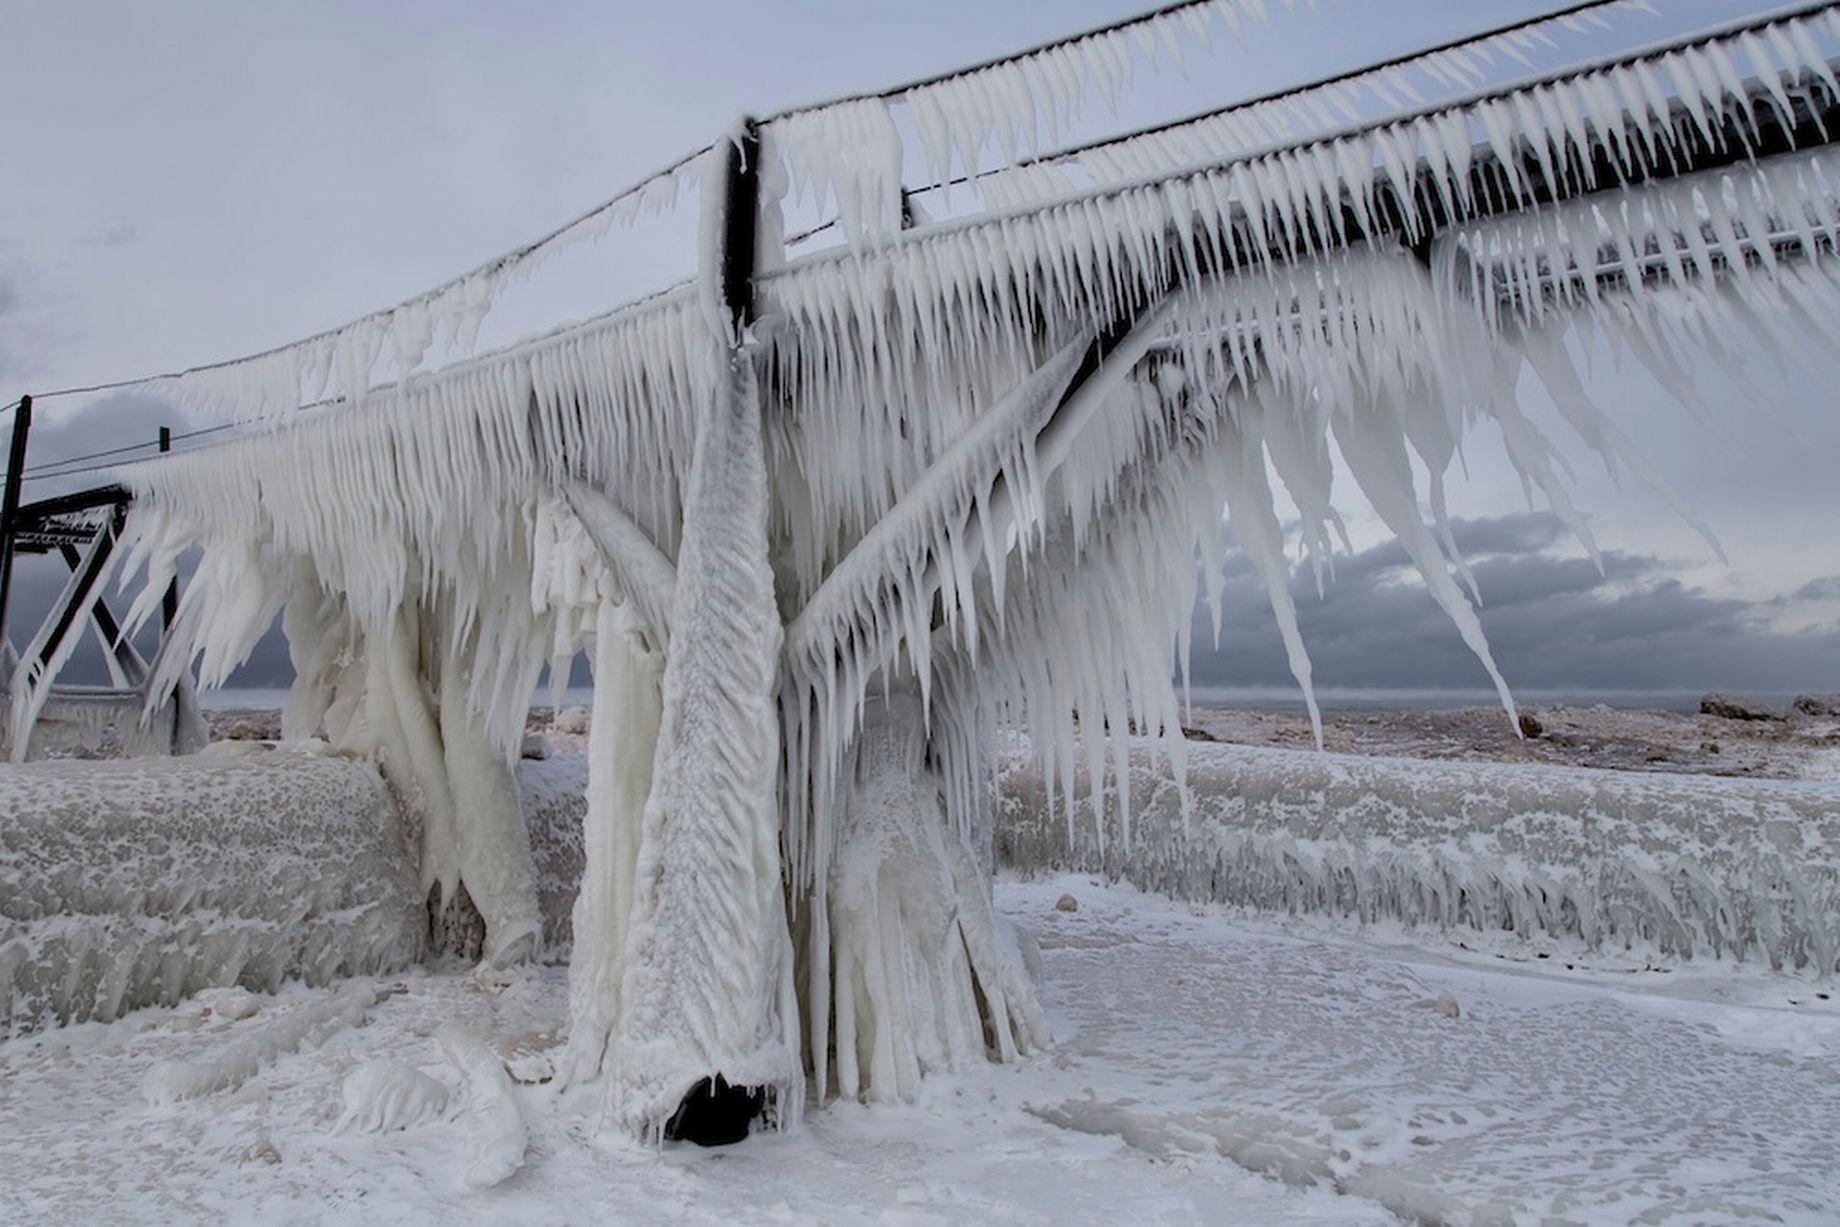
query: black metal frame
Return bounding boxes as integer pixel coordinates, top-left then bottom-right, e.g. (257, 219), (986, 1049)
(0, 397), (182, 753)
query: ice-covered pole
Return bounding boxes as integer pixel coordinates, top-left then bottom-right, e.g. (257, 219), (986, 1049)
(608, 119), (803, 1144)
(0, 395), (33, 654)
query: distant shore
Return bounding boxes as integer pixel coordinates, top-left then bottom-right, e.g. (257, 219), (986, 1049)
(189, 690), (1840, 785)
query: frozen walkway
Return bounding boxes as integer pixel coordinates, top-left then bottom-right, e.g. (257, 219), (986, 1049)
(2, 879), (1835, 1224)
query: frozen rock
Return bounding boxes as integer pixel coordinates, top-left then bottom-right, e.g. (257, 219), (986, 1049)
(197, 739), (271, 760)
(439, 1026), (527, 1190)
(519, 733), (552, 761)
(1055, 894), (1080, 913)
(197, 987), (261, 1021)
(239, 1138), (282, 1166)
(1699, 694), (1788, 722)
(552, 706), (591, 735)
(1793, 694), (1840, 718)
(1415, 992), (1461, 1019)
(505, 1050), (555, 1085)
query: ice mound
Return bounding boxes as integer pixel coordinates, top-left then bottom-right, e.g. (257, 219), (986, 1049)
(338, 1059), (451, 1133)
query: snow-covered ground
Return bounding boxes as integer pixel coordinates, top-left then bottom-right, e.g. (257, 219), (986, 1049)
(3, 876), (1835, 1225)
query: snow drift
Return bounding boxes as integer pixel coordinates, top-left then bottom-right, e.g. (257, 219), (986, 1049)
(994, 739), (1840, 974)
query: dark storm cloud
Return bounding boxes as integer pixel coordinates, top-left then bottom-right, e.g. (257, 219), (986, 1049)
(1791, 575), (1840, 602)
(1190, 513), (1840, 693)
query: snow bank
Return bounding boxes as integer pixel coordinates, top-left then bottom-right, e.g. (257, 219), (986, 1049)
(994, 740), (1840, 974)
(0, 749), (425, 1034)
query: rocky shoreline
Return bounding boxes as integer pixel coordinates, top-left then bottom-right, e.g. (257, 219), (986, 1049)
(1179, 694), (1840, 781)
(171, 692), (1837, 785)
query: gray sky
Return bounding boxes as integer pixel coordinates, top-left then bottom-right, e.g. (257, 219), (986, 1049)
(2, 0), (1836, 696)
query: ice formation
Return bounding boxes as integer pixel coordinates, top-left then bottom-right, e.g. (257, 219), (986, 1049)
(142, 986), (377, 1106)
(438, 1025), (529, 1190)
(978, 0), (1664, 209)
(0, 751), (424, 1034)
(337, 1060), (452, 1133)
(995, 738), (1840, 974)
(70, 0), (1840, 1136)
(814, 691), (1049, 1102)
(603, 305), (803, 1132)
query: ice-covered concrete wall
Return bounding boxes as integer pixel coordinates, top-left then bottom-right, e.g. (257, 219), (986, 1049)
(0, 745), (592, 1034)
(994, 741), (1840, 974)
(521, 752), (587, 959)
(10, 734), (1834, 1036)
(1, 747), (428, 1034)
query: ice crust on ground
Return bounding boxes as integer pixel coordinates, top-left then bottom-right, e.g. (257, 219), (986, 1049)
(996, 737), (1840, 974)
(142, 986), (376, 1106)
(2, 879), (1834, 1224)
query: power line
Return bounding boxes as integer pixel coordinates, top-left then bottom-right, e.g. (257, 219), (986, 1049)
(764, 0), (1219, 122)
(786, 0), (1640, 247)
(31, 142), (716, 403)
(782, 0), (1840, 283)
(20, 422), (237, 479)
(29, 0), (1245, 404)
(30, 0), (1827, 418)
(18, 434), (230, 484)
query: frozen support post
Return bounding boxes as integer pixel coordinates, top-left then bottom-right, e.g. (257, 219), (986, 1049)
(0, 395), (33, 654)
(158, 427), (177, 635)
(649, 116), (784, 1147)
(158, 426), (180, 751)
(717, 121), (760, 336)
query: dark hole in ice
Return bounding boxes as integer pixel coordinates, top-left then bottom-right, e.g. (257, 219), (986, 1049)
(664, 1075), (766, 1146)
